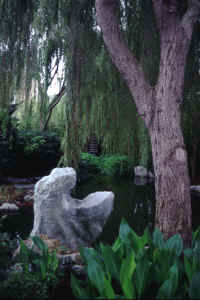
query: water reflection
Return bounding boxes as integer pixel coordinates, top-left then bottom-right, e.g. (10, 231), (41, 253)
(1, 176), (200, 246)
(73, 176), (156, 244)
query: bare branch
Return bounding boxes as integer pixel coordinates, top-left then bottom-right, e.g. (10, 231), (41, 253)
(182, 0), (200, 39)
(42, 85), (66, 131)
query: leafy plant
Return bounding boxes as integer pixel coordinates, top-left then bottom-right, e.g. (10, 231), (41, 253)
(0, 271), (52, 299)
(71, 219), (200, 299)
(80, 153), (134, 177)
(0, 236), (61, 299)
(0, 230), (18, 271)
(19, 236), (59, 281)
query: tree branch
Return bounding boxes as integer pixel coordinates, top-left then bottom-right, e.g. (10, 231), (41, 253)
(42, 85), (66, 131)
(182, 0), (200, 39)
(95, 0), (154, 125)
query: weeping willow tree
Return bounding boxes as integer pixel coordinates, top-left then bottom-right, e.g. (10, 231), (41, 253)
(0, 0), (35, 108)
(58, 0), (160, 168)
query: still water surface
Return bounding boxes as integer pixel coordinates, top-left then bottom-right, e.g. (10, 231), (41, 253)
(1, 175), (200, 245)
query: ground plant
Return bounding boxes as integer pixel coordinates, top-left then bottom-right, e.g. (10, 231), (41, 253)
(71, 219), (200, 299)
(80, 153), (134, 177)
(0, 236), (61, 299)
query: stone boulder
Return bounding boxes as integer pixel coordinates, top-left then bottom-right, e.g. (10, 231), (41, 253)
(30, 167), (114, 250)
(190, 185), (200, 194)
(0, 203), (19, 212)
(134, 166), (154, 178)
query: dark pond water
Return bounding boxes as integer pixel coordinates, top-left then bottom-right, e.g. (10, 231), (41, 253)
(0, 175), (200, 245)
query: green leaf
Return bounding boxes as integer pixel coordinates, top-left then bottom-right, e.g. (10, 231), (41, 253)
(71, 273), (91, 299)
(119, 218), (132, 243)
(189, 272), (200, 299)
(153, 228), (165, 249)
(156, 278), (173, 299)
(79, 246), (102, 265)
(87, 259), (106, 295)
(192, 226), (200, 243)
(169, 263), (179, 295)
(184, 256), (193, 282)
(31, 236), (48, 252)
(120, 250), (136, 299)
(112, 236), (124, 259)
(100, 243), (120, 281)
(104, 277), (116, 299)
(134, 255), (151, 298)
(164, 234), (183, 257)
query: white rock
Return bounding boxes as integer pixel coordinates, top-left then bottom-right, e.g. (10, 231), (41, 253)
(190, 186), (200, 193)
(134, 166), (154, 178)
(0, 203), (19, 211)
(30, 167), (114, 250)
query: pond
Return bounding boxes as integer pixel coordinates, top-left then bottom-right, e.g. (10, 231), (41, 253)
(0, 175), (200, 245)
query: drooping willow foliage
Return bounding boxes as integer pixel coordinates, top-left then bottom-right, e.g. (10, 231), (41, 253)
(0, 0), (35, 109)
(1, 0), (199, 173)
(59, 0), (160, 168)
(0, 0), (160, 169)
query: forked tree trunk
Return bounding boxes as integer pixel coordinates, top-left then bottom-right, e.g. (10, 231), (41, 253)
(96, 0), (200, 246)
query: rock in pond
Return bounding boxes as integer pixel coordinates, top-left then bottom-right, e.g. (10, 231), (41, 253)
(134, 166), (154, 178)
(30, 167), (114, 250)
(190, 185), (200, 194)
(0, 203), (19, 212)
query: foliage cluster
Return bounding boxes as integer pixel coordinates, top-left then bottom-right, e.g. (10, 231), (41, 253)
(0, 128), (62, 177)
(0, 228), (17, 272)
(71, 219), (200, 299)
(80, 153), (134, 177)
(0, 236), (61, 299)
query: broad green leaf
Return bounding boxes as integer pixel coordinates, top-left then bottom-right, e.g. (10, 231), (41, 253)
(127, 230), (140, 254)
(153, 228), (165, 249)
(165, 234), (183, 257)
(71, 273), (91, 299)
(189, 272), (200, 299)
(192, 226), (200, 243)
(87, 259), (106, 295)
(120, 250), (136, 299)
(156, 278), (173, 299)
(31, 236), (48, 252)
(112, 237), (124, 259)
(184, 256), (193, 282)
(104, 277), (116, 299)
(134, 255), (151, 298)
(169, 263), (179, 295)
(184, 248), (193, 259)
(79, 246), (102, 265)
(100, 243), (120, 281)
(122, 277), (136, 299)
(119, 218), (132, 243)
(40, 260), (47, 280)
(153, 249), (174, 284)
(141, 227), (152, 248)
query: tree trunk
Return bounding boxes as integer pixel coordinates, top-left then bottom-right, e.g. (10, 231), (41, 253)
(95, 0), (200, 246)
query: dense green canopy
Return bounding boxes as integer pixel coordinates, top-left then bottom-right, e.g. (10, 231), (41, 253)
(0, 0), (199, 176)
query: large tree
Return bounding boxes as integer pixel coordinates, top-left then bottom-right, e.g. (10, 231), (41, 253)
(95, 0), (200, 246)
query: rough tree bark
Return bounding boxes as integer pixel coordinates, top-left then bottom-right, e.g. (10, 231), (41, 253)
(95, 0), (200, 246)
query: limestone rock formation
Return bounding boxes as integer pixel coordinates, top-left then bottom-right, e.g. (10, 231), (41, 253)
(30, 167), (114, 250)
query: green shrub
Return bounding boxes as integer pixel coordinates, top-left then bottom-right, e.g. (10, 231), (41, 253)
(80, 153), (134, 177)
(71, 219), (200, 299)
(0, 230), (18, 271)
(0, 236), (60, 299)
(0, 272), (52, 299)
